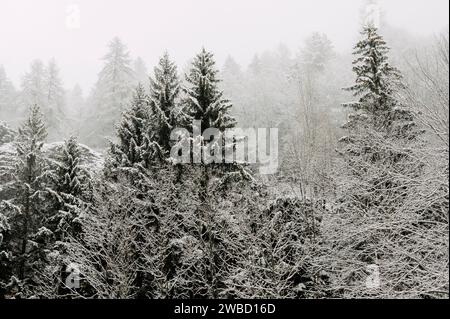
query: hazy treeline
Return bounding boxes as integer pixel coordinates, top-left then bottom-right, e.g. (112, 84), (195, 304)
(0, 20), (448, 299)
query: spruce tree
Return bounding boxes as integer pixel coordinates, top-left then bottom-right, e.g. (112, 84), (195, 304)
(339, 25), (420, 217)
(221, 57), (244, 121)
(106, 84), (158, 177)
(332, 26), (424, 295)
(134, 57), (149, 88)
(0, 105), (50, 296)
(44, 59), (66, 141)
(300, 32), (334, 74)
(65, 84), (85, 136)
(149, 52), (181, 152)
(341, 25), (420, 153)
(343, 24), (411, 132)
(181, 49), (244, 298)
(183, 48), (241, 188)
(184, 48), (236, 131)
(88, 37), (135, 145)
(0, 66), (17, 124)
(29, 136), (91, 298)
(47, 136), (88, 240)
(20, 61), (46, 118)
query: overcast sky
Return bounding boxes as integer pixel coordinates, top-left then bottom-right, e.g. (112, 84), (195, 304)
(0, 0), (448, 92)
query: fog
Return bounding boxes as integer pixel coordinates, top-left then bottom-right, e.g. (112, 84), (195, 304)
(0, 0), (449, 300)
(0, 0), (448, 91)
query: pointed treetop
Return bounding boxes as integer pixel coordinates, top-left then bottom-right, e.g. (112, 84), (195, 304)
(184, 48), (236, 130)
(344, 25), (403, 115)
(18, 104), (48, 142)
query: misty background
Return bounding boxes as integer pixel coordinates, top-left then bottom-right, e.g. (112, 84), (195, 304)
(0, 0), (448, 92)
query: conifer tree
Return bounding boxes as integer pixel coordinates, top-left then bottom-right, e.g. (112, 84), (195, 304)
(88, 37), (135, 145)
(339, 25), (420, 218)
(184, 48), (236, 131)
(343, 24), (414, 135)
(341, 25), (421, 158)
(0, 66), (17, 124)
(106, 84), (158, 177)
(65, 84), (85, 136)
(20, 61), (46, 118)
(221, 57), (244, 120)
(149, 52), (181, 152)
(44, 59), (66, 140)
(331, 26), (424, 295)
(47, 136), (88, 240)
(134, 57), (149, 88)
(300, 33), (335, 73)
(0, 105), (50, 296)
(28, 136), (92, 298)
(179, 49), (247, 299)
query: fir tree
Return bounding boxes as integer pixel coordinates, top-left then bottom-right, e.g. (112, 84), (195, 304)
(149, 52), (181, 152)
(47, 136), (88, 240)
(20, 61), (46, 118)
(65, 84), (85, 136)
(332, 26), (424, 294)
(134, 57), (149, 88)
(88, 37), (135, 145)
(0, 105), (50, 296)
(344, 25), (406, 128)
(299, 32), (335, 73)
(221, 56), (244, 109)
(184, 48), (236, 131)
(342, 25), (420, 141)
(0, 66), (17, 124)
(248, 54), (262, 77)
(180, 50), (248, 298)
(44, 59), (66, 141)
(106, 84), (158, 177)
(339, 25), (420, 217)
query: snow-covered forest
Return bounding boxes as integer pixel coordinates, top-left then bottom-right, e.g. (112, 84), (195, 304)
(0, 0), (448, 299)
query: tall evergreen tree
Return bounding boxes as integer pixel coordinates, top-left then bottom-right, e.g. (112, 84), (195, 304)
(331, 26), (424, 296)
(342, 25), (420, 142)
(47, 136), (89, 240)
(184, 48), (236, 131)
(339, 25), (420, 218)
(27, 135), (92, 298)
(149, 52), (181, 152)
(88, 37), (135, 145)
(344, 25), (404, 126)
(106, 84), (158, 177)
(44, 59), (66, 141)
(248, 54), (262, 77)
(221, 56), (244, 112)
(178, 49), (246, 298)
(0, 105), (50, 297)
(134, 57), (149, 88)
(65, 84), (85, 136)
(0, 66), (17, 124)
(299, 33), (334, 73)
(20, 60), (46, 118)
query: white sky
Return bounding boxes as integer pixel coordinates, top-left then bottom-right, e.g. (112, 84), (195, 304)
(0, 0), (448, 92)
